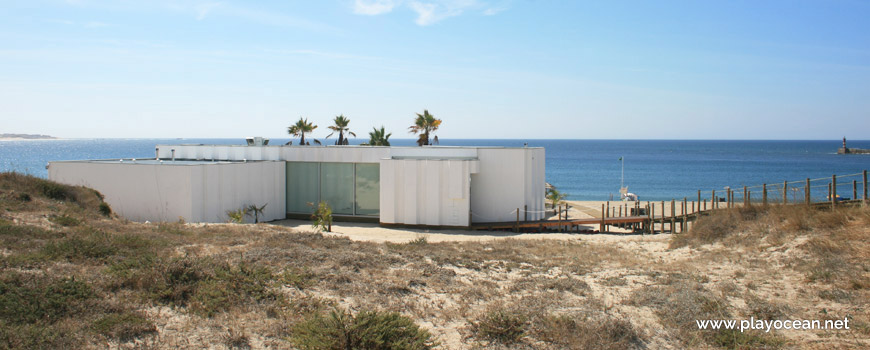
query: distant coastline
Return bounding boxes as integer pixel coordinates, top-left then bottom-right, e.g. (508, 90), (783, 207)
(0, 133), (58, 141)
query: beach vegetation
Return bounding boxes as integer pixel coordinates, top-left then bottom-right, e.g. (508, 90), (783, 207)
(288, 117), (318, 146)
(311, 200), (333, 232)
(408, 109), (441, 146)
(226, 208), (246, 223)
(291, 308), (436, 350)
(326, 114), (356, 145)
(366, 126), (392, 146)
(545, 187), (567, 208)
(245, 203), (268, 223)
(98, 202), (112, 217)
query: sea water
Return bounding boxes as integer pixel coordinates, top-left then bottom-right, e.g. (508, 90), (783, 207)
(2, 138), (868, 201)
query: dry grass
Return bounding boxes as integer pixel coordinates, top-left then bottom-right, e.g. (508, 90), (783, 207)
(1, 173), (869, 348)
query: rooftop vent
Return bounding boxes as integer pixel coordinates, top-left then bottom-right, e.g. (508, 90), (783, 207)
(245, 136), (269, 146)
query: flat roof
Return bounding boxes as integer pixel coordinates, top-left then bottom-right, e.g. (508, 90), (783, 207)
(50, 158), (269, 165)
(156, 144), (544, 150)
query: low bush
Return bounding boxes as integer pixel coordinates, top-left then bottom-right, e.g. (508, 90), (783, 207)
(0, 273), (95, 325)
(98, 202), (112, 217)
(49, 215), (80, 227)
(116, 257), (280, 317)
(92, 310), (156, 341)
(37, 181), (75, 202)
(41, 231), (118, 262)
(534, 314), (643, 350)
(291, 308), (435, 350)
(471, 306), (527, 344)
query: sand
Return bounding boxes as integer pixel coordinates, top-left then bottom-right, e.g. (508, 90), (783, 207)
(269, 199), (726, 243)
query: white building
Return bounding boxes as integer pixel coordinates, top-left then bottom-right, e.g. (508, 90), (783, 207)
(48, 144), (545, 227)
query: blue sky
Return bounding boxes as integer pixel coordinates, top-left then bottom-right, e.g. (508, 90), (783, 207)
(1, 0), (868, 139)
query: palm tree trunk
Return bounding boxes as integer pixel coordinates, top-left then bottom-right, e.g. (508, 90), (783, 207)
(301, 133), (305, 145)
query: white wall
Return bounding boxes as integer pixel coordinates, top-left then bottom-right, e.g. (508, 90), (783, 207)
(470, 148), (546, 223)
(48, 161), (285, 223)
(379, 159), (479, 227)
(156, 144), (546, 225)
(189, 162), (285, 223)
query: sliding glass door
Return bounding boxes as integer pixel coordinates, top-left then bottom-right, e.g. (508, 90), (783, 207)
(285, 162), (379, 217)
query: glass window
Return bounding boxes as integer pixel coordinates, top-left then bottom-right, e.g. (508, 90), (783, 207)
(286, 162), (320, 213)
(320, 163), (354, 215)
(355, 163), (380, 216)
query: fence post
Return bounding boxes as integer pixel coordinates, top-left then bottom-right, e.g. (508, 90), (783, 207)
(762, 183), (768, 206)
(648, 203), (654, 234)
(832, 175), (837, 209)
(805, 178), (811, 205)
(864, 170), (868, 202)
(670, 199), (676, 233)
(600, 204), (605, 232)
(853, 180), (858, 202)
(711, 190), (716, 209)
(729, 189), (734, 208)
(697, 190), (701, 211)
(743, 186), (748, 207)
(783, 181), (788, 204)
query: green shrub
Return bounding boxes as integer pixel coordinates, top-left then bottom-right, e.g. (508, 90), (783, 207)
(0, 273), (94, 325)
(49, 215), (80, 227)
(92, 310), (156, 341)
(37, 181), (74, 202)
(311, 201), (332, 232)
(41, 231), (117, 262)
(190, 262), (277, 317)
(291, 308), (435, 350)
(146, 257), (208, 307)
(128, 257), (278, 317)
(472, 307), (527, 344)
(0, 323), (77, 350)
(16, 193), (31, 202)
(98, 202), (112, 217)
(534, 314), (643, 350)
(226, 208), (246, 223)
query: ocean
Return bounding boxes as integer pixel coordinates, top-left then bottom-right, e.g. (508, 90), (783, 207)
(2, 138), (868, 201)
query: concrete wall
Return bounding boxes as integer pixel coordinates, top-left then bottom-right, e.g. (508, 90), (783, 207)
(155, 144), (546, 225)
(470, 148), (546, 223)
(379, 159), (479, 227)
(48, 161), (285, 223)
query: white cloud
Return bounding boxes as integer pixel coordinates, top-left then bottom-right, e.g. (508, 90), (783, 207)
(353, 0), (400, 15)
(482, 6), (506, 16)
(408, 0), (479, 26)
(354, 0), (504, 26)
(47, 19), (111, 28)
(409, 2), (440, 26)
(194, 2), (224, 20)
(84, 21), (110, 28)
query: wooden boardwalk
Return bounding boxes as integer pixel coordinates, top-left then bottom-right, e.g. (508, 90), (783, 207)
(472, 216), (648, 233)
(473, 169), (868, 234)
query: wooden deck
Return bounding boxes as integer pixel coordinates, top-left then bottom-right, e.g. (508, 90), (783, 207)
(472, 215), (648, 232)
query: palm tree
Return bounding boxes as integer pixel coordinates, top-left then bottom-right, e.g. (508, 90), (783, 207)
(366, 126), (392, 146)
(245, 203), (268, 223)
(546, 188), (567, 209)
(326, 114), (356, 145)
(288, 117), (317, 145)
(408, 109), (441, 146)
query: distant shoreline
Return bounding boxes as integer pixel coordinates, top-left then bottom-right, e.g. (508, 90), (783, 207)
(0, 134), (59, 141)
